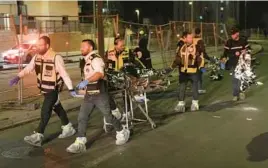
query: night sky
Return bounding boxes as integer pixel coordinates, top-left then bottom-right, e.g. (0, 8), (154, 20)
(120, 1), (268, 28)
(121, 1), (173, 23)
(245, 1), (268, 28)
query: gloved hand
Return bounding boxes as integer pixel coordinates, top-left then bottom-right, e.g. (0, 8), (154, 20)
(9, 76), (20, 86)
(69, 90), (77, 97)
(76, 80), (89, 90)
(220, 62), (225, 70)
(200, 68), (206, 73)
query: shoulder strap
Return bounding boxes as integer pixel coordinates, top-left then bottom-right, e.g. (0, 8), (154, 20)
(90, 53), (102, 60)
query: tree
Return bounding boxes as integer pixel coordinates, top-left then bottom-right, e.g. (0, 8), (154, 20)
(225, 17), (237, 31)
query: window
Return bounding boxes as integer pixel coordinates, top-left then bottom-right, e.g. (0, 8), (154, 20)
(62, 16), (68, 25)
(78, 5), (82, 13)
(18, 4), (27, 15)
(27, 16), (34, 20)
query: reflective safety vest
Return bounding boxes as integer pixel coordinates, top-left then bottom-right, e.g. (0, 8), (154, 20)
(84, 53), (103, 78)
(179, 44), (204, 73)
(107, 48), (129, 71)
(84, 53), (106, 95)
(193, 37), (202, 46)
(34, 51), (63, 93)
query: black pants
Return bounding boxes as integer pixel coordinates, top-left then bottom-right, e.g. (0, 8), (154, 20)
(36, 90), (69, 134)
(232, 71), (241, 97)
(178, 73), (199, 101)
(198, 70), (203, 90)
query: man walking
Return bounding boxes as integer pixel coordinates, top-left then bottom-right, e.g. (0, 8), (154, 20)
(9, 36), (76, 146)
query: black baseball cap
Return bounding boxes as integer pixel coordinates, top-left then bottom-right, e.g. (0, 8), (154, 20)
(230, 27), (240, 35)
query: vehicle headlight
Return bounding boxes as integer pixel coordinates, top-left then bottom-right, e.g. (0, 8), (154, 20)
(2, 53), (7, 57)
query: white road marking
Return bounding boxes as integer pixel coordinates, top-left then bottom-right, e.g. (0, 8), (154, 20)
(82, 146), (126, 168)
(243, 107), (259, 111)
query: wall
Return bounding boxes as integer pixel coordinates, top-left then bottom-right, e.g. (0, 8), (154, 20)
(24, 1), (79, 20)
(0, 30), (16, 53)
(0, 4), (18, 15)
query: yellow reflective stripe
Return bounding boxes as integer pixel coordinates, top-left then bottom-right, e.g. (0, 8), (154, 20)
(180, 67), (197, 73)
(41, 84), (55, 90)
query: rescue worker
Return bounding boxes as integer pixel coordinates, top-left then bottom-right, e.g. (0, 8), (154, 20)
(193, 28), (214, 94)
(177, 31), (187, 49)
(221, 27), (250, 101)
(105, 37), (146, 120)
(172, 32), (204, 112)
(133, 37), (153, 69)
(9, 36), (76, 147)
(105, 37), (145, 72)
(66, 39), (130, 153)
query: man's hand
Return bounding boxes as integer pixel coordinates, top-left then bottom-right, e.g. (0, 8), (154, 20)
(76, 80), (89, 90)
(9, 76), (20, 86)
(220, 57), (227, 63)
(200, 67), (206, 73)
(69, 90), (77, 97)
(220, 62), (225, 70)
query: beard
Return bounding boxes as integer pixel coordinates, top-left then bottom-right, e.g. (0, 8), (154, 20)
(81, 50), (90, 56)
(38, 49), (48, 55)
(81, 52), (88, 56)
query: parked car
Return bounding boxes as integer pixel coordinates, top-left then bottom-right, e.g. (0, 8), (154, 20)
(1, 41), (37, 64)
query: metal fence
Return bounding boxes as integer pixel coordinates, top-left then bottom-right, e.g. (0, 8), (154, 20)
(118, 20), (228, 68)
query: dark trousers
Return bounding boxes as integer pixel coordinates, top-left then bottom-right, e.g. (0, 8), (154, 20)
(198, 70), (203, 90)
(77, 93), (122, 137)
(36, 90), (69, 134)
(232, 74), (241, 97)
(178, 73), (199, 101)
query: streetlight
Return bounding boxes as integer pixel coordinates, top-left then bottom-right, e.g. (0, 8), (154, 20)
(189, 1), (193, 31)
(135, 9), (140, 23)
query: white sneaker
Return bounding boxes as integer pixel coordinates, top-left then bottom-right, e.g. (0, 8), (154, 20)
(191, 100), (199, 111)
(112, 108), (122, 120)
(66, 137), (87, 153)
(24, 132), (44, 147)
(174, 101), (185, 112)
(239, 92), (246, 100)
(134, 94), (150, 103)
(198, 90), (206, 94)
(58, 123), (76, 139)
(116, 128), (130, 145)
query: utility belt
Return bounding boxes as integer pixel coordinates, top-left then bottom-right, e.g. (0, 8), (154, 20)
(86, 79), (106, 95)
